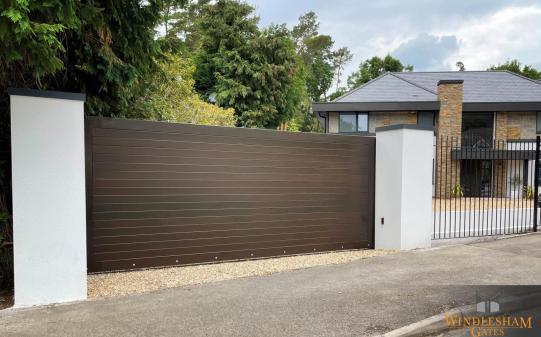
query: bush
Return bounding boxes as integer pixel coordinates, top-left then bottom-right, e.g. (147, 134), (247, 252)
(451, 185), (464, 198)
(132, 54), (236, 127)
(523, 186), (535, 200)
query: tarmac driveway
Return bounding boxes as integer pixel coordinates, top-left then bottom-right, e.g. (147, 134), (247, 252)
(1, 233), (541, 337)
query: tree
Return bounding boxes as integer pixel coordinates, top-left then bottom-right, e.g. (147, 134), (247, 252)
(292, 12), (335, 102)
(488, 60), (541, 80)
(347, 55), (413, 89)
(291, 11), (319, 55)
(190, 0), (259, 98)
(213, 24), (304, 128)
(0, 0), (169, 292)
(332, 47), (353, 91)
(328, 87), (348, 101)
(132, 54), (236, 126)
(0, 0), (167, 117)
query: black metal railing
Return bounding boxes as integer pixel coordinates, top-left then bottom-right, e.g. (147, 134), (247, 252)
(433, 135), (539, 239)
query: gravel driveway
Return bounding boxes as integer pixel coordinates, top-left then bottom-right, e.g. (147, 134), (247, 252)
(89, 249), (396, 298)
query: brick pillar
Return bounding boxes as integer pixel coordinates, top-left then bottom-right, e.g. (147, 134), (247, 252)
(493, 112), (508, 197)
(436, 80), (463, 198)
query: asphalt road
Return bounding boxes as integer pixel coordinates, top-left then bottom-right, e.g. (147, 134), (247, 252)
(1, 233), (541, 337)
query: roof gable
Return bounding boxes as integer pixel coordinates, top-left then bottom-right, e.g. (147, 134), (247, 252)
(335, 73), (437, 103)
(337, 71), (541, 104)
(394, 71), (541, 103)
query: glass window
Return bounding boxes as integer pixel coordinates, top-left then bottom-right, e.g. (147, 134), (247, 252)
(357, 113), (368, 132)
(339, 113), (369, 133)
(536, 112), (541, 134)
(339, 113), (356, 132)
(417, 111), (435, 127)
(461, 112), (494, 146)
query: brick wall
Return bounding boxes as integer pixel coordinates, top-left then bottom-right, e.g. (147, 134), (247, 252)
(436, 81), (463, 197)
(368, 111), (417, 133)
(507, 112), (536, 139)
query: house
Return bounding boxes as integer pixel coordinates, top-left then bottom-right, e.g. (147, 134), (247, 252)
(313, 71), (541, 197)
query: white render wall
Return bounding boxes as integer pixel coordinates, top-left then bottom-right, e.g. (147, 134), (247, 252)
(375, 125), (433, 250)
(10, 92), (87, 307)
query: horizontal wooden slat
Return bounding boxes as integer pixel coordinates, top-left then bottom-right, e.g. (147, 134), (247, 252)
(86, 117), (375, 272)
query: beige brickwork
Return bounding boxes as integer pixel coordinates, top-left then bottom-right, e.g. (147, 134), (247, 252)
(368, 111), (417, 133)
(436, 82), (463, 197)
(506, 112), (536, 139)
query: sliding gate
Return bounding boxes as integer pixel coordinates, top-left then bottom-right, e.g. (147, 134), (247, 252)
(86, 117), (375, 272)
(433, 136), (539, 239)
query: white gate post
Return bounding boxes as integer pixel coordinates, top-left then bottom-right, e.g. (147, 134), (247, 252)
(374, 125), (433, 250)
(9, 89), (87, 307)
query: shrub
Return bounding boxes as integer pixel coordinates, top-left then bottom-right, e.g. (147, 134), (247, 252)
(450, 185), (464, 198)
(523, 186), (535, 200)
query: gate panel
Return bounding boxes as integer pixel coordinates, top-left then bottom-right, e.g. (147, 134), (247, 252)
(86, 117), (375, 272)
(433, 136), (538, 239)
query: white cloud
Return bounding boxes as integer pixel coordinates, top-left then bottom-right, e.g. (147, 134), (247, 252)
(437, 5), (541, 70)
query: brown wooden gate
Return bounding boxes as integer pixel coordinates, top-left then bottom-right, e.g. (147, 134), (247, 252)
(86, 117), (375, 272)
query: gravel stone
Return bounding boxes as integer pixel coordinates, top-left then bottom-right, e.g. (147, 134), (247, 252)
(88, 249), (397, 298)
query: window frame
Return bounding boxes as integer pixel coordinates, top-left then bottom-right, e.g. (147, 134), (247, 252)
(338, 112), (369, 133)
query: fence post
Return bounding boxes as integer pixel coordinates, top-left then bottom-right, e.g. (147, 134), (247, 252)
(534, 136), (540, 232)
(374, 124), (434, 250)
(8, 89), (87, 307)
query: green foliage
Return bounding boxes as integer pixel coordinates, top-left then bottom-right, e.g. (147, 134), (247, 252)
(292, 12), (335, 102)
(450, 185), (464, 198)
(213, 24), (303, 128)
(328, 87), (348, 102)
(523, 186), (535, 200)
(133, 54), (236, 126)
(347, 55), (413, 89)
(191, 0), (259, 98)
(0, 0), (166, 117)
(186, 1), (306, 128)
(488, 59), (541, 80)
(0, 0), (78, 79)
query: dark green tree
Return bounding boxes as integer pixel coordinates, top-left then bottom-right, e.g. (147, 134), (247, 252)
(213, 24), (304, 128)
(347, 55), (413, 89)
(488, 59), (541, 80)
(0, 0), (169, 291)
(190, 0), (259, 98)
(189, 0), (306, 128)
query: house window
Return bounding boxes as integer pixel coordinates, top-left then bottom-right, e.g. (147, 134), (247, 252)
(417, 111), (435, 127)
(536, 112), (541, 134)
(339, 113), (368, 133)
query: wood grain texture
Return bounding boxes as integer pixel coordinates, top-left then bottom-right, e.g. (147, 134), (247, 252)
(86, 117), (375, 272)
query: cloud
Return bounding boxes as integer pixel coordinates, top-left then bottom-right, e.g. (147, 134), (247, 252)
(391, 34), (460, 71)
(437, 5), (541, 70)
(245, 0), (541, 76)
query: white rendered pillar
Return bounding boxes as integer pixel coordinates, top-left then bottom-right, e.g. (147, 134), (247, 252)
(9, 89), (87, 307)
(374, 125), (433, 250)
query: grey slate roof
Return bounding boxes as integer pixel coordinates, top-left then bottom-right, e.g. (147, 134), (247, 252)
(335, 73), (437, 102)
(335, 71), (541, 103)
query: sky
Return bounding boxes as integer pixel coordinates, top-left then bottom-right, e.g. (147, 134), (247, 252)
(246, 0), (541, 80)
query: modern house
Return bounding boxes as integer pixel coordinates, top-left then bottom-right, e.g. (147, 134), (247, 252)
(313, 71), (541, 197)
